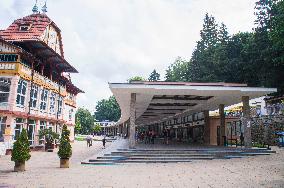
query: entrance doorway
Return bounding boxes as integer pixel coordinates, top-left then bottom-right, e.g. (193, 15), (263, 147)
(28, 120), (36, 146)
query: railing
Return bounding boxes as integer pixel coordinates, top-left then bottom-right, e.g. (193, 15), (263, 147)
(19, 64), (67, 94)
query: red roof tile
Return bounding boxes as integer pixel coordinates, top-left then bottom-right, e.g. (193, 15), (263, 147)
(0, 13), (58, 42)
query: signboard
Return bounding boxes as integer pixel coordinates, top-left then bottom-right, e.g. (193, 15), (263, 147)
(0, 63), (16, 70)
(0, 54), (19, 62)
(4, 127), (11, 135)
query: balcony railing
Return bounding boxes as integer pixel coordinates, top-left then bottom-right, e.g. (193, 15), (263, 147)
(19, 64), (67, 94)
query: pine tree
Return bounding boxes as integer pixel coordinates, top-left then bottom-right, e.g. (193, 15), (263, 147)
(148, 69), (160, 81)
(58, 125), (72, 159)
(11, 128), (31, 163)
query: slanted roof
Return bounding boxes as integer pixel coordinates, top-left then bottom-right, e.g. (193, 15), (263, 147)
(109, 81), (277, 126)
(0, 13), (78, 73)
(0, 13), (57, 42)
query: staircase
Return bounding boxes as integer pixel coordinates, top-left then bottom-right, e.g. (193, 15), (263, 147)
(81, 147), (276, 165)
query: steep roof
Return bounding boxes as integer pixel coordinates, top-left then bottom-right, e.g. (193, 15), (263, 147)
(0, 13), (59, 43)
(0, 13), (79, 73)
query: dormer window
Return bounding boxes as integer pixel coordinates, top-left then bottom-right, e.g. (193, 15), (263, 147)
(19, 24), (31, 31)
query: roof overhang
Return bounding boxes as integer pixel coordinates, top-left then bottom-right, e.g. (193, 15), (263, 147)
(109, 82), (277, 126)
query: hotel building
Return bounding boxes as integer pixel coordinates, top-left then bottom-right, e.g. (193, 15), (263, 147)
(0, 9), (83, 154)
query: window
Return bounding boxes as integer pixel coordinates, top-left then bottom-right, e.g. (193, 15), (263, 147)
(57, 96), (63, 115)
(0, 116), (7, 142)
(49, 93), (56, 114)
(30, 84), (38, 108)
(40, 89), (48, 111)
(0, 78), (11, 106)
(69, 109), (73, 121)
(47, 123), (53, 131)
(14, 118), (24, 140)
(27, 120), (35, 145)
(19, 24), (31, 31)
(39, 121), (46, 145)
(16, 79), (27, 106)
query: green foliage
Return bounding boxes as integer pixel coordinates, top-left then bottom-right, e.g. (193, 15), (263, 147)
(164, 2), (284, 96)
(95, 96), (121, 122)
(11, 129), (31, 163)
(165, 57), (189, 81)
(38, 128), (59, 146)
(148, 69), (160, 81)
(75, 108), (95, 134)
(58, 125), (72, 159)
(93, 123), (102, 133)
(74, 121), (81, 134)
(127, 76), (146, 83)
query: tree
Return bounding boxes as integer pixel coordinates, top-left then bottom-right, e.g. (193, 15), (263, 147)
(74, 120), (81, 134)
(93, 123), (102, 133)
(11, 128), (31, 163)
(38, 128), (59, 150)
(75, 108), (95, 134)
(58, 125), (72, 159)
(95, 96), (121, 122)
(165, 57), (189, 82)
(148, 69), (160, 81)
(127, 76), (146, 83)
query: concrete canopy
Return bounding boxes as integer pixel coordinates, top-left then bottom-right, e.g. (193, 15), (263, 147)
(109, 82), (277, 126)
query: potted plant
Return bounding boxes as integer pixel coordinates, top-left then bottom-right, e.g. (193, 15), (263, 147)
(11, 128), (31, 172)
(38, 128), (59, 152)
(58, 125), (72, 168)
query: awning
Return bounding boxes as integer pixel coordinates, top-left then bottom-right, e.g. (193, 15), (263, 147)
(109, 81), (277, 126)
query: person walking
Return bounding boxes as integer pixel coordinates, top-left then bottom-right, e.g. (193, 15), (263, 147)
(102, 136), (106, 149)
(86, 135), (92, 147)
(240, 132), (244, 147)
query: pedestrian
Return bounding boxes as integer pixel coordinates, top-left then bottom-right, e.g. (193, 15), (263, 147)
(240, 132), (244, 147)
(163, 129), (167, 144)
(86, 135), (92, 147)
(102, 136), (106, 149)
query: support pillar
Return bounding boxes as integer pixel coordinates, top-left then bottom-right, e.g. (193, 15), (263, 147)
(219, 104), (226, 146)
(129, 93), (136, 148)
(242, 96), (252, 148)
(203, 110), (210, 145)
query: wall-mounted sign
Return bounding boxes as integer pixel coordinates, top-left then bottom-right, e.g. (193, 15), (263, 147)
(0, 54), (19, 62)
(0, 63), (15, 70)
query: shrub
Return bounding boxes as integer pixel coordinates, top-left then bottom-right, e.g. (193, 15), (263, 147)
(11, 128), (31, 163)
(58, 125), (72, 159)
(39, 128), (59, 149)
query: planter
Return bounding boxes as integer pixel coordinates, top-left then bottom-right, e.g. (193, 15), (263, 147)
(60, 158), (69, 168)
(45, 143), (55, 151)
(14, 161), (25, 172)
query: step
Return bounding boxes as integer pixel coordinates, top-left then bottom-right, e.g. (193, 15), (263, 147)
(240, 152), (272, 156)
(97, 156), (128, 160)
(125, 153), (213, 157)
(224, 155), (246, 159)
(89, 158), (123, 162)
(119, 159), (192, 163)
(127, 156), (214, 160)
(81, 161), (117, 165)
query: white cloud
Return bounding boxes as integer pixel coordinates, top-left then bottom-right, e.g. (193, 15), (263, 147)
(0, 0), (257, 111)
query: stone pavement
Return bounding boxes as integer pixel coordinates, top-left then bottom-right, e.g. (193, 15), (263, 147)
(0, 139), (283, 188)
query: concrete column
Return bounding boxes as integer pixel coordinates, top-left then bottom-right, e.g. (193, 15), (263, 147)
(129, 93), (136, 148)
(242, 96), (252, 148)
(203, 110), (210, 145)
(219, 104), (226, 146)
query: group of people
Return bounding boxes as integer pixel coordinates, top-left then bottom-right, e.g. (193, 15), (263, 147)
(86, 135), (106, 149)
(136, 130), (156, 144)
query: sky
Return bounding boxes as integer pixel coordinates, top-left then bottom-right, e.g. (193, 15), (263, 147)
(1, 0), (257, 113)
